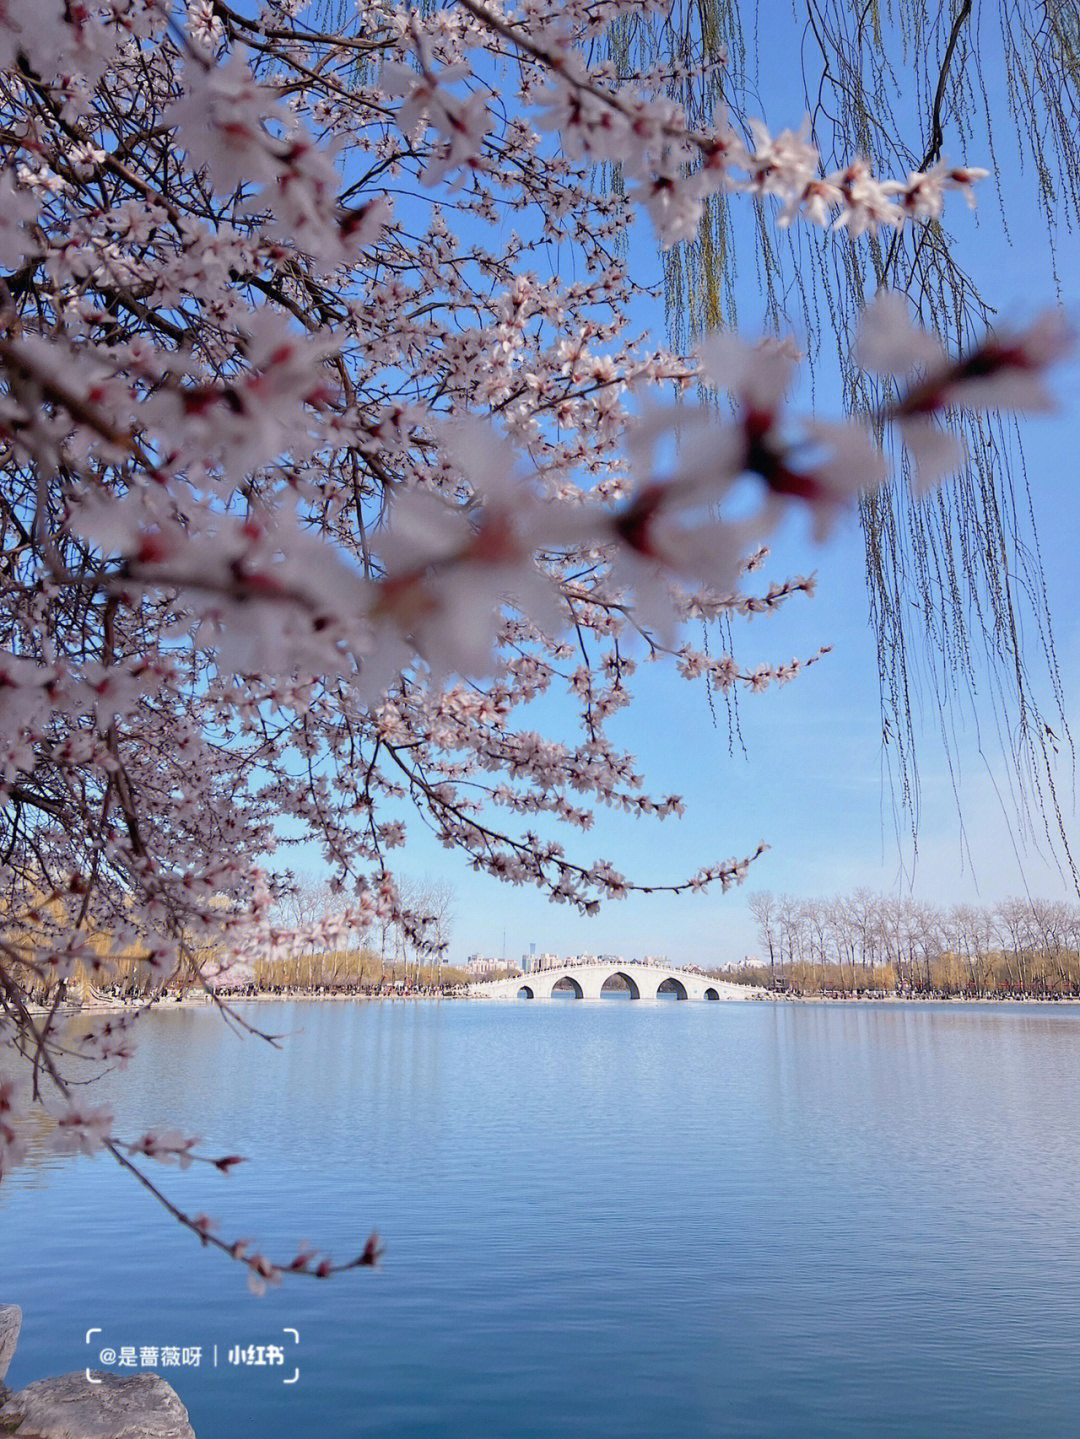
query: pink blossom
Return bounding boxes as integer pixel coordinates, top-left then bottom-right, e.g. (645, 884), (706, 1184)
(52, 1101), (115, 1156)
(858, 293), (1075, 486)
(0, 1071), (29, 1176)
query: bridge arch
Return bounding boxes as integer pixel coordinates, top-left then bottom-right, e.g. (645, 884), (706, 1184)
(600, 970), (640, 999)
(704, 987), (720, 1001)
(657, 976), (689, 1000)
(517, 985), (534, 999)
(551, 974), (584, 998)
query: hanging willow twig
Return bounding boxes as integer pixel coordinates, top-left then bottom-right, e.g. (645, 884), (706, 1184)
(590, 0), (1078, 880)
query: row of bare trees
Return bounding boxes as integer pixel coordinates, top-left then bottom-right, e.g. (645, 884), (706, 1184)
(269, 876), (454, 984)
(247, 949), (470, 995)
(735, 891), (1080, 996)
(250, 875), (457, 994)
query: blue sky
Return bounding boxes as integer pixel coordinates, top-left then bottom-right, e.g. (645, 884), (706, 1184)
(423, 395), (1080, 969)
(287, 10), (1080, 968)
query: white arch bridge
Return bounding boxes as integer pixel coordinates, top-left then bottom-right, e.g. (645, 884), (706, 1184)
(468, 962), (759, 1003)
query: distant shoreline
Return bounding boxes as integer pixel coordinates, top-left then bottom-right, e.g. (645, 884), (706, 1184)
(753, 990), (1080, 1005)
(27, 986), (460, 1016)
(28, 986), (1080, 1015)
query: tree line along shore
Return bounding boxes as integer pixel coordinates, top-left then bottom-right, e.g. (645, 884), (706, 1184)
(14, 893), (1080, 1006)
(730, 892), (1080, 999)
(16, 948), (506, 1007)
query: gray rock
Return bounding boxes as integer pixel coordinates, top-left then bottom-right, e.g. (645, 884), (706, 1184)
(0, 1307), (20, 1383)
(0, 1372), (195, 1438)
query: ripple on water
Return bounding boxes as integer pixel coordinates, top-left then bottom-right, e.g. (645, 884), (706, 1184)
(3, 999), (1080, 1439)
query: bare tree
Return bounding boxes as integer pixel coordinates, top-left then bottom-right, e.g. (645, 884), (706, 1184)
(748, 892), (779, 990)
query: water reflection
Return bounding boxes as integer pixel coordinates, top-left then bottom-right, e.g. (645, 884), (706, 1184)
(2, 1000), (1080, 1439)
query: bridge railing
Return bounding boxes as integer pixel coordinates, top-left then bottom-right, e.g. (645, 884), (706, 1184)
(510, 959), (727, 978)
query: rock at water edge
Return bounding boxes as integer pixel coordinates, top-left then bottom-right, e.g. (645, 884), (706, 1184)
(0, 1306), (21, 1383)
(0, 1371), (196, 1438)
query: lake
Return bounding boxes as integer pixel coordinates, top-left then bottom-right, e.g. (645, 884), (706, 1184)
(3, 998), (1080, 1437)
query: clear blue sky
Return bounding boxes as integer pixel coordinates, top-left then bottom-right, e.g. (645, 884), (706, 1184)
(291, 9), (1080, 968)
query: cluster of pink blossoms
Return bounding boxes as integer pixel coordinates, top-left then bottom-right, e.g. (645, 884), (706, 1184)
(0, 0), (1071, 1278)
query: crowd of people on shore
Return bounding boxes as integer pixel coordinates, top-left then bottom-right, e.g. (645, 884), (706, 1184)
(216, 980), (467, 1000)
(745, 982), (1080, 1001)
(22, 978), (472, 1007)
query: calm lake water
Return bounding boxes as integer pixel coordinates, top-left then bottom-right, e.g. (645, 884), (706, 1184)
(3, 998), (1080, 1437)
